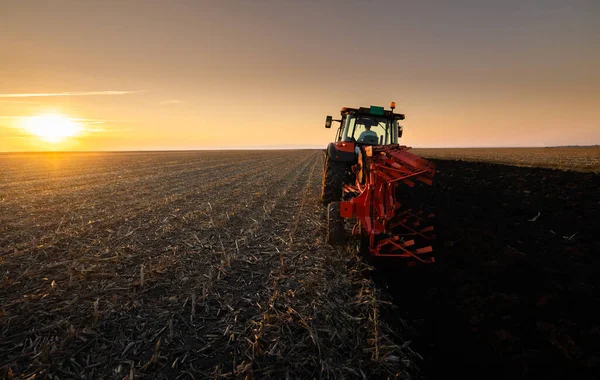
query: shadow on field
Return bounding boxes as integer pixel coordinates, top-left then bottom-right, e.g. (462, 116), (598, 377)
(371, 160), (600, 380)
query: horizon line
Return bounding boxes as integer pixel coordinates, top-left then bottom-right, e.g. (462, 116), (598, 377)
(2, 145), (598, 154)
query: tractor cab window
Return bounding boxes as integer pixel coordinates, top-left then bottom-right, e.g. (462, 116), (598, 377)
(342, 115), (397, 145)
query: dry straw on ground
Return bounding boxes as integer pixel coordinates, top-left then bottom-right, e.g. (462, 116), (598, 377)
(0, 151), (419, 378)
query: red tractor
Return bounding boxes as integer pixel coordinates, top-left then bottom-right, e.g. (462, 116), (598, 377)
(322, 102), (437, 263)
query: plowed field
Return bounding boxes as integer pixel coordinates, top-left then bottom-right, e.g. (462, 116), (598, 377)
(378, 157), (600, 380)
(1, 149), (599, 379)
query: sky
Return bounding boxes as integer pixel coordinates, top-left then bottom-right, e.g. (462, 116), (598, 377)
(1, 0), (599, 151)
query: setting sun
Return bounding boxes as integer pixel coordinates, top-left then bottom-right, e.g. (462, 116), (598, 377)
(20, 114), (82, 143)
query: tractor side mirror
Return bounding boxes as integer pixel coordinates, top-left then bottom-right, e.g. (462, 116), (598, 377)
(325, 116), (332, 128)
(398, 124), (403, 138)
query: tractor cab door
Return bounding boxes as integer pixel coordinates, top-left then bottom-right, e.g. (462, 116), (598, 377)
(335, 115), (347, 142)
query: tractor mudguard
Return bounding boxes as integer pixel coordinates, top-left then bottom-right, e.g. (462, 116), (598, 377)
(326, 142), (357, 162)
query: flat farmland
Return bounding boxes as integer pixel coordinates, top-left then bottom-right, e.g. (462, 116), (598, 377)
(379, 154), (600, 379)
(412, 147), (600, 172)
(0, 151), (413, 379)
(1, 149), (599, 379)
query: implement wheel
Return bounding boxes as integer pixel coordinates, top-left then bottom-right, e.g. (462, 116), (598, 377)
(321, 156), (347, 205)
(327, 202), (345, 245)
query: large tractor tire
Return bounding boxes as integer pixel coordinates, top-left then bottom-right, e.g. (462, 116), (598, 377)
(326, 202), (345, 245)
(321, 156), (347, 205)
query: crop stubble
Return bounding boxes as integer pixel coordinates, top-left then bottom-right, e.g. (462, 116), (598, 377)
(0, 151), (417, 379)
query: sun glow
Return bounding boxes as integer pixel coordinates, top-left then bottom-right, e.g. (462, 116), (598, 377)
(21, 114), (82, 143)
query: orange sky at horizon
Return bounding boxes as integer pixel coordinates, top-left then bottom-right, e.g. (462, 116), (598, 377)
(1, 0), (599, 152)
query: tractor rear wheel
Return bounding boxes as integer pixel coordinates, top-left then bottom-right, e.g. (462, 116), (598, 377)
(321, 156), (347, 205)
(326, 202), (345, 245)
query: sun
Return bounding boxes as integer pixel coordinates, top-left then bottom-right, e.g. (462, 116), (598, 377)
(21, 113), (82, 143)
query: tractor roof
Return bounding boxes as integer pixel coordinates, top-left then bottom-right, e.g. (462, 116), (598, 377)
(340, 106), (405, 120)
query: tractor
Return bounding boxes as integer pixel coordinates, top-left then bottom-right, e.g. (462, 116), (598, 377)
(322, 102), (437, 263)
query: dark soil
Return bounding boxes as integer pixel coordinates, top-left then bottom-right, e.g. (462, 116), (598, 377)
(375, 159), (600, 379)
(3, 151), (599, 379)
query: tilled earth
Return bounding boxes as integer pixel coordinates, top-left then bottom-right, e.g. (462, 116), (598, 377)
(1, 150), (599, 379)
(377, 159), (600, 379)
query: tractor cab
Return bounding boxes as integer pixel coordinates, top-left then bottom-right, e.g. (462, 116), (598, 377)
(324, 103), (405, 163)
(326, 103), (405, 147)
(340, 113), (399, 145)
(322, 102), (407, 204)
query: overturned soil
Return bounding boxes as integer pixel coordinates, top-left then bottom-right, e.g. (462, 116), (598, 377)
(2, 151), (599, 379)
(375, 159), (600, 379)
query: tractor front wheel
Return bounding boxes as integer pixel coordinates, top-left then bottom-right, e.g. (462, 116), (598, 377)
(321, 156), (347, 205)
